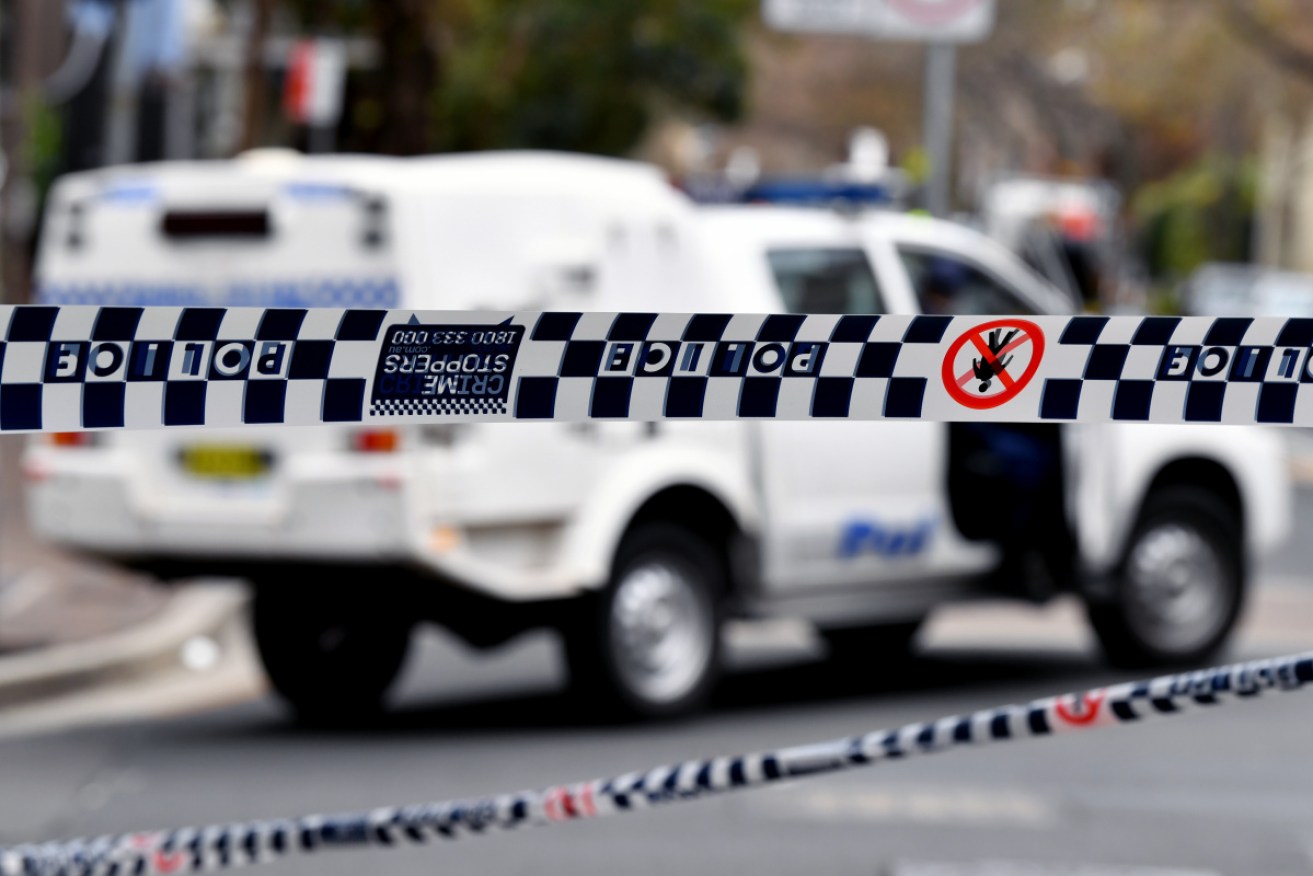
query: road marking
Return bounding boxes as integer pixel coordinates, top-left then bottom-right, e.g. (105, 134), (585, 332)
(754, 783), (1058, 828)
(0, 570), (49, 618)
(890, 861), (1220, 876)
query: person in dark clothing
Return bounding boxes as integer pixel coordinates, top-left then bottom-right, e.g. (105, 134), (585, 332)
(948, 422), (1075, 599)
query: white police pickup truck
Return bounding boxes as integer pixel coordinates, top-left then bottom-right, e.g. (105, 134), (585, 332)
(24, 152), (1290, 721)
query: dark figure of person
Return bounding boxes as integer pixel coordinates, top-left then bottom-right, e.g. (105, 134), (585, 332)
(948, 423), (1075, 600)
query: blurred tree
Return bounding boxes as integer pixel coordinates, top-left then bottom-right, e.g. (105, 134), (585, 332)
(371, 0), (439, 155)
(958, 0), (1291, 280)
(1209, 0), (1313, 273)
(434, 0), (752, 154)
(1134, 154), (1258, 279)
(240, 0), (276, 151)
(1226, 0), (1313, 83)
(285, 0), (438, 155)
(286, 0), (752, 156)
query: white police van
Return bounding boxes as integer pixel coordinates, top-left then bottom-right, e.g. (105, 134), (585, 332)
(25, 152), (1290, 721)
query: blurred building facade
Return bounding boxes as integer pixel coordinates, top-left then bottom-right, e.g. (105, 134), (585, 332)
(0, 0), (380, 302)
(10, 0), (1313, 307)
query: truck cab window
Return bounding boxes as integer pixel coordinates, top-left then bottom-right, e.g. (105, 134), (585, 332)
(767, 248), (884, 314)
(898, 247), (1034, 316)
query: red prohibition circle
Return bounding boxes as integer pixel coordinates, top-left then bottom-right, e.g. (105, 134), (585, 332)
(1054, 690), (1106, 726)
(886, 0), (987, 26)
(940, 318), (1046, 410)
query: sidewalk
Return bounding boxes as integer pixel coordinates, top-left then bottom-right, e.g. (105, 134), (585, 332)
(0, 436), (246, 708)
(0, 563), (167, 654)
(1284, 428), (1313, 485)
(0, 436), (167, 654)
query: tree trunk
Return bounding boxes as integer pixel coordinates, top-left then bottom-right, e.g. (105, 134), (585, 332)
(373, 0), (437, 155)
(239, 0), (275, 152)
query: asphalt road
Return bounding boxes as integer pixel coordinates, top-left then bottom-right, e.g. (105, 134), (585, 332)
(5, 490), (1313, 875)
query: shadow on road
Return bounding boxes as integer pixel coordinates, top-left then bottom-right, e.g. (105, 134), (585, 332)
(216, 644), (1125, 742)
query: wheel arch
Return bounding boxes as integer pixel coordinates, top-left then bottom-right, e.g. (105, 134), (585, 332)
(620, 485), (747, 596)
(1107, 455), (1248, 590)
(1078, 424), (1286, 578)
(1088, 457), (1249, 668)
(555, 443), (758, 594)
(1141, 456), (1244, 540)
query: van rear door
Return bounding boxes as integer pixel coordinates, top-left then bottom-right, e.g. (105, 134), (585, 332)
(31, 166), (406, 544)
(36, 169), (400, 309)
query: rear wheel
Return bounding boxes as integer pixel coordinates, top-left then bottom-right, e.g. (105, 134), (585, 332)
(252, 583), (413, 725)
(1087, 486), (1244, 668)
(564, 524), (722, 719)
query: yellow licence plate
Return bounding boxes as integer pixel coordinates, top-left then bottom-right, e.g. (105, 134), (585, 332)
(178, 446), (273, 481)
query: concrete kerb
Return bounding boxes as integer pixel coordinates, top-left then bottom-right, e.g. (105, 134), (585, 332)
(1286, 430), (1313, 485)
(0, 581), (248, 709)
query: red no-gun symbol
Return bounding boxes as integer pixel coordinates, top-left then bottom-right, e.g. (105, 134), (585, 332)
(941, 318), (1046, 410)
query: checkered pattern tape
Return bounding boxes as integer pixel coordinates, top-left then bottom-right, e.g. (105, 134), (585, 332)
(369, 398), (506, 416)
(6, 307), (1313, 431)
(6, 651), (1311, 876)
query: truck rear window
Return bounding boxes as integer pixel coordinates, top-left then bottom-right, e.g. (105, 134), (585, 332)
(160, 210), (271, 239)
(766, 248), (884, 314)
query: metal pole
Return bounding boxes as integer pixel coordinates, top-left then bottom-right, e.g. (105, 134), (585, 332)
(922, 42), (956, 217)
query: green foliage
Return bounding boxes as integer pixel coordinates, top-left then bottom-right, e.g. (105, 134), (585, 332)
(433, 0), (753, 154)
(900, 146), (931, 185)
(1133, 153), (1257, 280)
(26, 97), (64, 196)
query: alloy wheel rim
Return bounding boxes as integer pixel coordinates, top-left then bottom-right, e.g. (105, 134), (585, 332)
(609, 558), (712, 705)
(1124, 521), (1228, 653)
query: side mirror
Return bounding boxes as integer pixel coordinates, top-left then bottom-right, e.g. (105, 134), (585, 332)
(528, 238), (602, 299)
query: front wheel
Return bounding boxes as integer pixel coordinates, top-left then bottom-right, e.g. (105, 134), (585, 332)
(252, 583), (413, 725)
(1087, 486), (1244, 668)
(564, 524), (722, 720)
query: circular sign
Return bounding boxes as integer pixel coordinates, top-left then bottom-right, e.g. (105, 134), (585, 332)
(1054, 690), (1106, 726)
(887, 0), (988, 26)
(941, 318), (1045, 410)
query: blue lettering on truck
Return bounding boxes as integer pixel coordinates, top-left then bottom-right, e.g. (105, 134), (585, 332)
(839, 517), (936, 559)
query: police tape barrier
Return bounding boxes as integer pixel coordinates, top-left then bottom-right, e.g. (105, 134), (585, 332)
(8, 307), (1313, 432)
(6, 651), (1312, 876)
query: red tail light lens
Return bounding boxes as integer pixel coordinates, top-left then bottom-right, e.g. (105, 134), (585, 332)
(351, 429), (399, 453)
(48, 432), (98, 448)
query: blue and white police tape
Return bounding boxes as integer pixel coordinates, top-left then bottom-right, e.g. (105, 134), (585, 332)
(5, 650), (1311, 876)
(6, 306), (1313, 431)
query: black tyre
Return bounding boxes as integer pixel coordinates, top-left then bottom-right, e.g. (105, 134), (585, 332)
(1087, 486), (1244, 668)
(252, 584), (413, 725)
(821, 618), (924, 664)
(564, 524), (722, 719)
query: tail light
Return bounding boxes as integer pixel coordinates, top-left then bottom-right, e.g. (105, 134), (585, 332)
(47, 432), (99, 448)
(351, 429), (399, 453)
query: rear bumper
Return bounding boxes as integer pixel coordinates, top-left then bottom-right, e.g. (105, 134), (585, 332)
(24, 464), (412, 562)
(23, 454), (597, 603)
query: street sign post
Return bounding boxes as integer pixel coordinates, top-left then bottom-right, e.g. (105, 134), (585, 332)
(762, 0), (996, 216)
(922, 40), (956, 217)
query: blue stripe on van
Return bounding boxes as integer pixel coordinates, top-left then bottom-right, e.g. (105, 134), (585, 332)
(99, 183), (161, 203)
(282, 182), (357, 201)
(36, 278), (401, 309)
